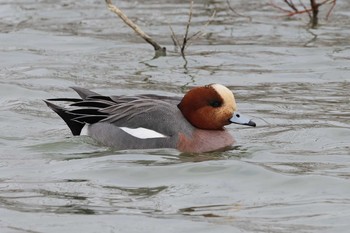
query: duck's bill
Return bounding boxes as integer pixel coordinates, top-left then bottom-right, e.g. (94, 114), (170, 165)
(230, 112), (256, 127)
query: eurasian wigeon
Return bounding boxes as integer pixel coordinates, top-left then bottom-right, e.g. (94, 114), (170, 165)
(44, 84), (256, 153)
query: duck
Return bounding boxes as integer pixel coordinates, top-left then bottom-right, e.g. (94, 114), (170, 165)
(44, 84), (256, 153)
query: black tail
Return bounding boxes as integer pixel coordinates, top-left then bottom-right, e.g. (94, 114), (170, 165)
(44, 100), (85, 136)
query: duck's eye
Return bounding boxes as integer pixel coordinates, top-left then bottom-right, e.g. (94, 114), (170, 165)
(209, 100), (222, 108)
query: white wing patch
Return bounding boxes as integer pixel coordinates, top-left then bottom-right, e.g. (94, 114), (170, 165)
(81, 124), (89, 136)
(119, 127), (168, 139)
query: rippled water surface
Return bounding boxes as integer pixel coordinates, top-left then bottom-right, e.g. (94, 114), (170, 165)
(1, 0), (350, 232)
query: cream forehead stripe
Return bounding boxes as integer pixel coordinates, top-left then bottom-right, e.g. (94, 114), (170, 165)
(211, 84), (235, 107)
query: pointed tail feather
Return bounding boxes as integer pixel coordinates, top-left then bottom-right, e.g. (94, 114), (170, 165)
(44, 100), (85, 136)
(70, 87), (101, 100)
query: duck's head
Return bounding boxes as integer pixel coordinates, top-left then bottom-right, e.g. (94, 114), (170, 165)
(178, 84), (256, 130)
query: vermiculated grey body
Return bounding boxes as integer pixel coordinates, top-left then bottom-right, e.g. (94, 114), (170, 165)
(45, 87), (195, 150)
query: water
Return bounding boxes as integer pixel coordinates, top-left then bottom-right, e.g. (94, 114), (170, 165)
(1, 0), (350, 232)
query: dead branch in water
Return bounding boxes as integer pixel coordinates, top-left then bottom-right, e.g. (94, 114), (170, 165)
(181, 1), (194, 58)
(170, 1), (216, 60)
(270, 0), (336, 28)
(169, 25), (181, 53)
(169, 1), (194, 60)
(186, 10), (216, 48)
(105, 0), (166, 56)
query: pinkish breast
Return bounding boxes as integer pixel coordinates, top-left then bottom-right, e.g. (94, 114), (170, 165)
(177, 129), (235, 153)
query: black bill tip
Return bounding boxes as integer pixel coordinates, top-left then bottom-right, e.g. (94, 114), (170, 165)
(246, 120), (256, 127)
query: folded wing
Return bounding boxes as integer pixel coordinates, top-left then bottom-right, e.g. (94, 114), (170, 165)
(44, 87), (184, 137)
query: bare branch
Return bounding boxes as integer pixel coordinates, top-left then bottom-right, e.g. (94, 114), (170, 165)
(269, 1), (294, 13)
(270, 0), (336, 28)
(180, 1), (194, 58)
(186, 10), (216, 48)
(168, 1), (216, 61)
(169, 24), (180, 51)
(310, 0), (319, 28)
(105, 0), (165, 55)
(298, 0), (312, 19)
(325, 0), (336, 20)
(284, 0), (298, 12)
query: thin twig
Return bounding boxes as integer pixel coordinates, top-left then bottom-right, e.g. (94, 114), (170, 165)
(186, 10), (216, 48)
(169, 25), (181, 51)
(270, 0), (336, 28)
(168, 1), (216, 61)
(299, 0), (312, 19)
(284, 0), (298, 12)
(105, 0), (165, 55)
(270, 0), (293, 13)
(226, 0), (252, 21)
(325, 0), (336, 20)
(181, 1), (193, 58)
